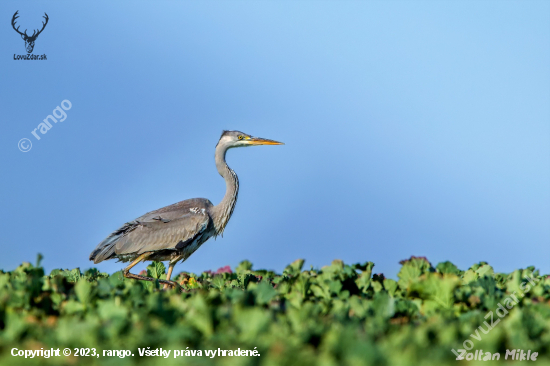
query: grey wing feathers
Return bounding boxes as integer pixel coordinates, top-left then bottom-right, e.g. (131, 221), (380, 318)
(89, 221), (140, 263)
(89, 198), (213, 264)
(116, 213), (209, 255)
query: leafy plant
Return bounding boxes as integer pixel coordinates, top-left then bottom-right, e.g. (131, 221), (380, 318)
(0, 255), (549, 365)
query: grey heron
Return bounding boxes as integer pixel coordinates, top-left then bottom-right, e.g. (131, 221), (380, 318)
(89, 130), (283, 290)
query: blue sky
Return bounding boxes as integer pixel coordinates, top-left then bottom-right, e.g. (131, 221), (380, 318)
(1, 1), (549, 278)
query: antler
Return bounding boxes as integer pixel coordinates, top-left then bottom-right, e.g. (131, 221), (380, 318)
(29, 13), (49, 39)
(11, 10), (27, 37)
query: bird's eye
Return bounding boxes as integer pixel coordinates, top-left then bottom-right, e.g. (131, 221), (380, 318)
(238, 135), (243, 140)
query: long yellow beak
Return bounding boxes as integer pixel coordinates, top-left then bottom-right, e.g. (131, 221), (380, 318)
(247, 137), (284, 145)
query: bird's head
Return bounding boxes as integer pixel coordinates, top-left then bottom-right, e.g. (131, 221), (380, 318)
(216, 130), (284, 149)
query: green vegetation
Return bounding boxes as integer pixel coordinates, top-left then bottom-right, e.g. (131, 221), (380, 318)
(1, 255), (549, 365)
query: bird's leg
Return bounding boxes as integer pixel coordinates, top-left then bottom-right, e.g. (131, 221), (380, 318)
(162, 262), (188, 291)
(123, 253), (182, 291)
(163, 262), (175, 290)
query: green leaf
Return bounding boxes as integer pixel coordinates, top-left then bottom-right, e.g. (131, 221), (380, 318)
(372, 291), (395, 319)
(255, 282), (277, 305)
(211, 275), (226, 289)
(462, 269), (478, 284)
(67, 268), (81, 282)
(383, 279), (398, 297)
(236, 260), (253, 274)
(329, 280), (343, 295)
(109, 271), (125, 287)
(397, 257), (432, 289)
(371, 281), (383, 293)
(284, 259), (305, 276)
(75, 279), (93, 304)
(355, 261), (374, 293)
(147, 261), (166, 279)
(63, 300), (85, 315)
(436, 261), (461, 275)
(506, 270), (523, 294)
(475, 264), (494, 278)
(409, 273), (460, 313)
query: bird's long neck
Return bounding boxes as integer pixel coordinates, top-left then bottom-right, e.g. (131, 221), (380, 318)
(212, 145), (239, 236)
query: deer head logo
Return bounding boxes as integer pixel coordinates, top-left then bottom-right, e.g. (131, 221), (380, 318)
(12, 11), (49, 54)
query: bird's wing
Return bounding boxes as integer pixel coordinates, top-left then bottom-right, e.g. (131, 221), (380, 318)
(115, 212), (210, 255)
(89, 203), (211, 263)
(89, 220), (140, 263)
